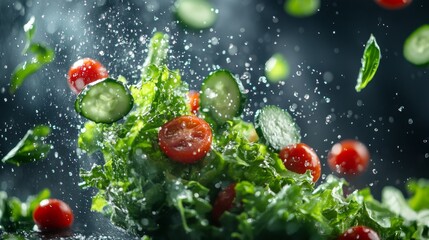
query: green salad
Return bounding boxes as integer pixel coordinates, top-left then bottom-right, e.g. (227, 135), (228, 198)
(76, 33), (429, 240)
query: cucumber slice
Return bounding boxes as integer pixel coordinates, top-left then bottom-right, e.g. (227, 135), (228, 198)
(76, 78), (134, 124)
(200, 70), (246, 124)
(404, 25), (429, 66)
(175, 0), (217, 30)
(284, 0), (320, 18)
(265, 53), (290, 83)
(254, 105), (301, 151)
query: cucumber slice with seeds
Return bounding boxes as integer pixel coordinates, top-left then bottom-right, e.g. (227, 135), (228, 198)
(75, 78), (134, 123)
(404, 25), (429, 66)
(254, 105), (301, 151)
(175, 0), (217, 30)
(200, 70), (246, 124)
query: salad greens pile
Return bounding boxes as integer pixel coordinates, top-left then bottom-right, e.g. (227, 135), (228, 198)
(78, 33), (429, 239)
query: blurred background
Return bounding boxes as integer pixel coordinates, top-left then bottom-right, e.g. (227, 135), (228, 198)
(0, 0), (428, 238)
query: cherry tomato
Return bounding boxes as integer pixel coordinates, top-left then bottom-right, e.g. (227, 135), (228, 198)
(212, 183), (236, 225)
(158, 115), (212, 164)
(279, 143), (321, 182)
(338, 226), (380, 240)
(68, 58), (108, 94)
(328, 140), (370, 176)
(188, 90), (200, 114)
(33, 199), (74, 231)
(375, 0), (412, 10)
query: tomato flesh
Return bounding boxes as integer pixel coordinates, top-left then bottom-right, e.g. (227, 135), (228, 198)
(158, 115), (212, 164)
(212, 183), (236, 225)
(188, 90), (200, 114)
(375, 0), (412, 9)
(279, 143), (321, 182)
(328, 140), (370, 175)
(68, 58), (108, 94)
(338, 226), (380, 240)
(33, 199), (74, 231)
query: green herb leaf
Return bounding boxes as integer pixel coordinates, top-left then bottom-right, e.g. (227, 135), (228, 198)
(10, 17), (55, 94)
(0, 189), (50, 231)
(355, 34), (381, 92)
(1, 125), (52, 166)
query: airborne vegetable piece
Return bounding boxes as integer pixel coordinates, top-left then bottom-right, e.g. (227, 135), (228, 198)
(200, 70), (247, 125)
(375, 0), (412, 10)
(1, 125), (52, 166)
(355, 34), (381, 92)
(403, 25), (429, 66)
(328, 139), (370, 175)
(10, 16), (55, 94)
(68, 58), (109, 94)
(75, 78), (134, 123)
(254, 105), (301, 151)
(284, 0), (320, 18)
(265, 53), (290, 83)
(175, 0), (217, 30)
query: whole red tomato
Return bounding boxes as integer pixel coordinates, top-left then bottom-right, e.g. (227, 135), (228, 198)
(279, 143), (321, 182)
(68, 58), (108, 94)
(33, 198), (74, 231)
(375, 0), (412, 10)
(328, 140), (370, 176)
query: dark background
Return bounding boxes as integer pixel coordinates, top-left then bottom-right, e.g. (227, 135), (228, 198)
(0, 0), (428, 239)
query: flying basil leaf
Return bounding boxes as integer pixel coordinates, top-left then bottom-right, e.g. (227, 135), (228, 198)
(1, 125), (52, 166)
(10, 17), (55, 94)
(355, 34), (381, 92)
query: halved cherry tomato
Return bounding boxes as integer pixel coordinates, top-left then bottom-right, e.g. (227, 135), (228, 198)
(328, 140), (370, 176)
(375, 0), (412, 10)
(68, 58), (108, 94)
(279, 143), (321, 182)
(158, 115), (212, 164)
(33, 199), (74, 231)
(188, 90), (200, 114)
(212, 183), (236, 225)
(338, 226), (380, 240)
